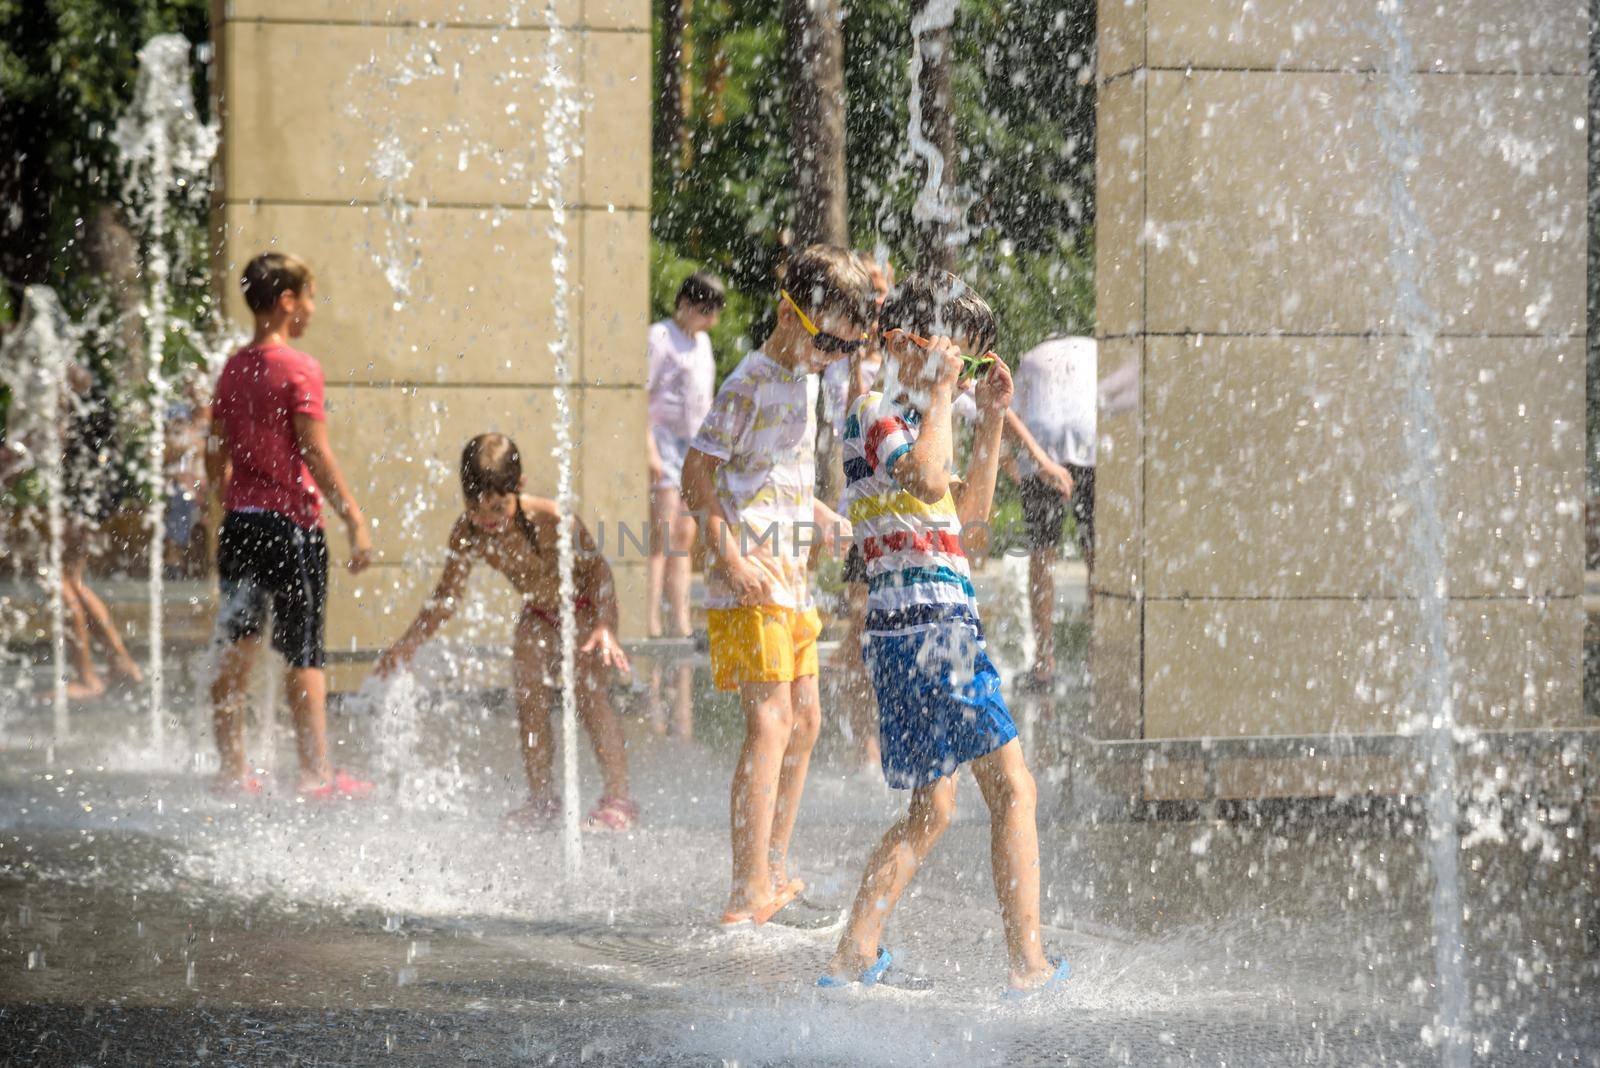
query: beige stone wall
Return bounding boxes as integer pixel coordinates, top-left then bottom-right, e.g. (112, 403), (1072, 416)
(1093, 1), (1588, 742)
(217, 1), (651, 689)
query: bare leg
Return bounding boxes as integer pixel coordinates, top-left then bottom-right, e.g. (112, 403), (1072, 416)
(211, 635), (261, 784)
(1027, 548), (1058, 685)
(824, 776), (958, 978)
(768, 673), (821, 889)
(645, 483), (675, 638)
(665, 506), (697, 737)
(58, 581), (106, 700)
(665, 507), (695, 638)
(74, 576), (142, 682)
(725, 680), (793, 916)
(670, 662), (694, 740)
(513, 614), (558, 803)
(970, 739), (1053, 987)
(286, 666), (334, 790)
(576, 657), (631, 800)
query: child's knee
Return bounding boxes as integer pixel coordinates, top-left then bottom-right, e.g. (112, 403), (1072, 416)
(995, 764), (1037, 814)
(912, 780), (958, 838)
(792, 694), (821, 744)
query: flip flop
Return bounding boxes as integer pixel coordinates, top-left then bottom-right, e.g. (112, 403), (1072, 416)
(816, 947), (894, 989)
(1000, 957), (1072, 1001)
(719, 878), (804, 927)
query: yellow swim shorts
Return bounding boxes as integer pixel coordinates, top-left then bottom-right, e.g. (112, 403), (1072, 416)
(705, 605), (822, 692)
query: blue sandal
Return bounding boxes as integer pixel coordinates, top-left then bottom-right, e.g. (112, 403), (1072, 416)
(816, 947), (894, 988)
(1000, 957), (1072, 1001)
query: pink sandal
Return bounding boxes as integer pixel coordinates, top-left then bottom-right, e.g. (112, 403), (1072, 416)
(583, 795), (640, 833)
(301, 769), (375, 802)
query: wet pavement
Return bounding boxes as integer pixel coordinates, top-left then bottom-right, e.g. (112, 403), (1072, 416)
(0, 642), (1597, 1065)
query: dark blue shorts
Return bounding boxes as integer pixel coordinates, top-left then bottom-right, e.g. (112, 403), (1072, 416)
(865, 615), (1018, 790)
(216, 511), (328, 669)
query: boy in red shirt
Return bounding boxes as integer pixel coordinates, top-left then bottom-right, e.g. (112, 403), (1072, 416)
(206, 252), (374, 798)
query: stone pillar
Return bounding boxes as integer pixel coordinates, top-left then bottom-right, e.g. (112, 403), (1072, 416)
(216, 1), (651, 691)
(1092, 0), (1590, 790)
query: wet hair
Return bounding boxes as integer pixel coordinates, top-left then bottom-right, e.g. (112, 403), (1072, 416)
(460, 432), (522, 501)
(461, 433), (543, 548)
(240, 252), (314, 314)
(675, 270), (726, 313)
(878, 270), (998, 355)
(781, 244), (874, 331)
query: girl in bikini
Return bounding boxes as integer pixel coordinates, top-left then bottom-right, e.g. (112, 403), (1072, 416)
(374, 433), (638, 832)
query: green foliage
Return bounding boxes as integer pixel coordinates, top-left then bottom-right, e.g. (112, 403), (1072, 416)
(0, 0), (211, 294)
(651, 0), (1096, 356)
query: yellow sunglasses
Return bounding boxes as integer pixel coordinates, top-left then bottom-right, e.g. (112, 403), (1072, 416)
(781, 289), (866, 354)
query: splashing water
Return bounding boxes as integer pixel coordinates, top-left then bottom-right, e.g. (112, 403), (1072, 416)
(111, 33), (219, 755)
(906, 0), (966, 254)
(539, 0), (586, 875)
(0, 288), (78, 746)
(1372, 3), (1469, 1062)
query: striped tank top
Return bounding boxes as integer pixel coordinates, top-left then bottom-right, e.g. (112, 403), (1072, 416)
(841, 391), (983, 637)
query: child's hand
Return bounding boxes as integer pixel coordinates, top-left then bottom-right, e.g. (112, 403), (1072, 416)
(347, 516), (374, 574)
(887, 330), (963, 396)
(1038, 459), (1075, 499)
(581, 626), (631, 675)
(724, 552), (777, 607)
(974, 355), (1014, 413)
(374, 642), (413, 678)
(819, 516), (852, 557)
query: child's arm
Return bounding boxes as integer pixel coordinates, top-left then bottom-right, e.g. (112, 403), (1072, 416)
(1002, 410), (1074, 498)
(374, 518), (474, 676)
(645, 426), (665, 487)
(952, 359), (1015, 556)
(680, 447), (776, 606)
(204, 419), (231, 505)
(293, 413), (373, 573)
(573, 517), (631, 674)
(888, 336), (963, 504)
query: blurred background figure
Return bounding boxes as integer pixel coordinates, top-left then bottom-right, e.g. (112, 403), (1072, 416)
(645, 270), (725, 737)
(163, 375), (211, 581)
(1004, 335), (1096, 691)
(59, 360), (144, 700)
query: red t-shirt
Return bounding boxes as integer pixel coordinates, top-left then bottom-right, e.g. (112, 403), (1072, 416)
(212, 342), (326, 528)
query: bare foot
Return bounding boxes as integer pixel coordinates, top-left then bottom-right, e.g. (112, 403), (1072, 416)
(109, 658), (145, 685)
(821, 945), (880, 984)
(53, 676), (106, 703)
(505, 795), (562, 827)
(1007, 957), (1058, 991)
(210, 772), (263, 797)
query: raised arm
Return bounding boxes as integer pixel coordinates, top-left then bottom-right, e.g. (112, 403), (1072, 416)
(952, 359), (1015, 556)
(293, 412), (372, 573)
(887, 336), (963, 504)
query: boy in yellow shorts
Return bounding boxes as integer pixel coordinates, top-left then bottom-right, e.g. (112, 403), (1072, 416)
(681, 245), (873, 924)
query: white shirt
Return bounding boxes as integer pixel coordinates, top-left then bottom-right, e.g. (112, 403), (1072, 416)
(1011, 336), (1097, 471)
(646, 319), (716, 441)
(689, 351), (817, 610)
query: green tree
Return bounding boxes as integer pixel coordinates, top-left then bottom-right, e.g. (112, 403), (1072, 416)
(0, 0), (210, 302)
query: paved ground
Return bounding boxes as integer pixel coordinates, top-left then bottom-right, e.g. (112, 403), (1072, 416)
(0, 660), (1596, 1066)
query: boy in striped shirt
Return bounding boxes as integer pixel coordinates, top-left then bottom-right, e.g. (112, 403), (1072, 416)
(819, 271), (1068, 995)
